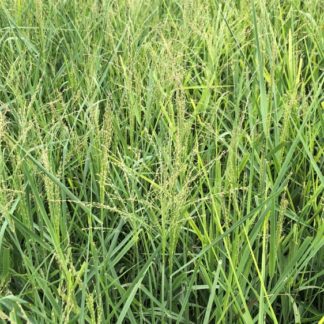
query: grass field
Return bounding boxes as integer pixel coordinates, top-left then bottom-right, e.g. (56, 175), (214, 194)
(0, 0), (323, 323)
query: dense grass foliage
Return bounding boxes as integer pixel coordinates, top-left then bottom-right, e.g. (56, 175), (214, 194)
(0, 0), (323, 323)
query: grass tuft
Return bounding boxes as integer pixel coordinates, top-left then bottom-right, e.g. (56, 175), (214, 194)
(0, 0), (323, 323)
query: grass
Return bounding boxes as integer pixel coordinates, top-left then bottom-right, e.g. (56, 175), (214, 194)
(0, 0), (323, 323)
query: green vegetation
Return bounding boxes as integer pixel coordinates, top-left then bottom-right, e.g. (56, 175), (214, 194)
(0, 0), (323, 323)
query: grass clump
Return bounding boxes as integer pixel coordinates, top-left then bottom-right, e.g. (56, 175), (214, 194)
(0, 0), (323, 323)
